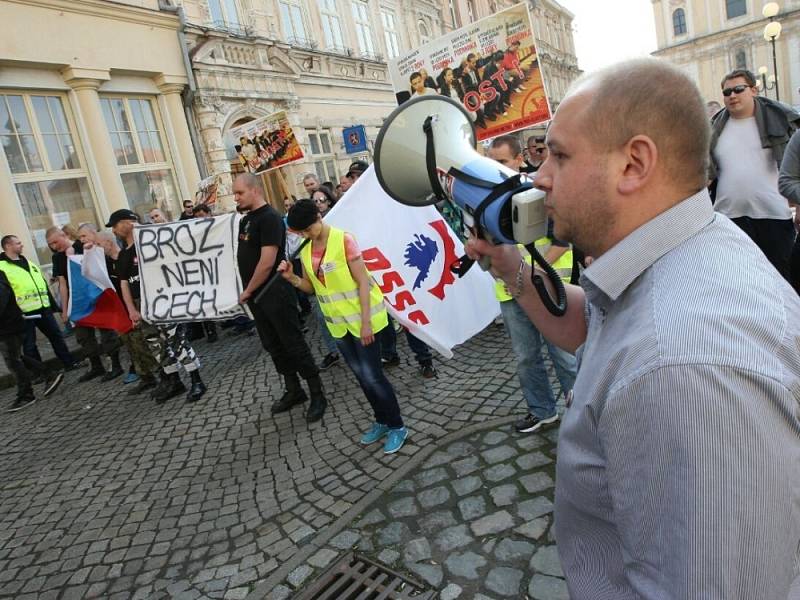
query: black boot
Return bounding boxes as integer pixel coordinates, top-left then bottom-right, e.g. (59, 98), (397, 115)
(186, 371), (207, 402)
(152, 372), (186, 404)
(102, 351), (124, 381)
(305, 375), (327, 423)
(271, 374), (307, 414)
(78, 357), (106, 383)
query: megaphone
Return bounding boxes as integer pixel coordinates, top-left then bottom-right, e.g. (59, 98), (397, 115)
(374, 95), (567, 316)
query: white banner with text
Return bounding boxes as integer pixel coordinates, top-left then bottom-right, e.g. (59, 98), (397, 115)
(135, 214), (250, 323)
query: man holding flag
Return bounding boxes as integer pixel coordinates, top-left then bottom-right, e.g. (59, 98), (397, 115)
(46, 226), (122, 383)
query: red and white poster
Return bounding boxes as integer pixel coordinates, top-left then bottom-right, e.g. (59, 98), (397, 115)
(388, 3), (551, 141)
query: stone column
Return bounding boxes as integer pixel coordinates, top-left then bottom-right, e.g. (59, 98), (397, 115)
(195, 95), (235, 212)
(61, 67), (128, 212)
(154, 74), (203, 202)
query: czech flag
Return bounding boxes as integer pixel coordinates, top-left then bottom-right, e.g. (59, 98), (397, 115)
(67, 247), (133, 334)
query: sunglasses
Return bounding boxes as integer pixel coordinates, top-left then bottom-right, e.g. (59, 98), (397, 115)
(722, 84), (750, 97)
(314, 198), (329, 204)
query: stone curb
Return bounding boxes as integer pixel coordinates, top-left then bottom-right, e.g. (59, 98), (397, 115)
(246, 414), (518, 599)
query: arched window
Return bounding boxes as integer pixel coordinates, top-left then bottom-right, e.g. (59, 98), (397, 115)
(735, 48), (747, 69)
(673, 8), (687, 35)
(418, 20), (430, 45)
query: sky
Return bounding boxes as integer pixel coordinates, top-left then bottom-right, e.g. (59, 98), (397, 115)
(556, 0), (659, 74)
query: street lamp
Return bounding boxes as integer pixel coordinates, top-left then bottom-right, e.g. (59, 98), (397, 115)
(763, 2), (782, 102)
(758, 65), (778, 98)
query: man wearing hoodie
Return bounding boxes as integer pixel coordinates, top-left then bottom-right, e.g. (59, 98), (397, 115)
(709, 68), (800, 280)
(0, 269), (63, 411)
(0, 235), (77, 372)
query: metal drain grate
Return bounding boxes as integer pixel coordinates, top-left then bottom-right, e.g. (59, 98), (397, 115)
(294, 551), (435, 599)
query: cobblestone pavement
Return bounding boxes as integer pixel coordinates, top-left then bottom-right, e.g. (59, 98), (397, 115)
(0, 317), (565, 599)
(265, 423), (567, 600)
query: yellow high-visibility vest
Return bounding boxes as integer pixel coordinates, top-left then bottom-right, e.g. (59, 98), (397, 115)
(495, 239), (573, 302)
(0, 258), (50, 313)
(301, 227), (388, 338)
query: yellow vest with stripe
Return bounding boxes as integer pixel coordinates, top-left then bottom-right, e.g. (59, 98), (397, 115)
(301, 227), (388, 338)
(0, 258), (51, 313)
(495, 239), (574, 302)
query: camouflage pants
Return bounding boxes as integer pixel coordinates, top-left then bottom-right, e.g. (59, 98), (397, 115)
(145, 323), (200, 375)
(123, 324), (159, 379)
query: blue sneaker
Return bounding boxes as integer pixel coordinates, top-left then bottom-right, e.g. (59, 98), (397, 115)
(360, 423), (389, 445)
(383, 427), (408, 454)
(123, 372), (140, 384)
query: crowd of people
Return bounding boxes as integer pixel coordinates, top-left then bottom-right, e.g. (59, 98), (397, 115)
(2, 55), (800, 596)
(402, 41), (532, 129)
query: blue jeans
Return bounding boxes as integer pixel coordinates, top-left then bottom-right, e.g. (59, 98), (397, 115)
(23, 310), (76, 368)
(313, 298), (338, 355)
(378, 316), (433, 364)
(500, 299), (576, 419)
(336, 331), (403, 428)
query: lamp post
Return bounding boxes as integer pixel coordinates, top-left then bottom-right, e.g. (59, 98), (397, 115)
(763, 2), (782, 102)
(758, 65), (778, 98)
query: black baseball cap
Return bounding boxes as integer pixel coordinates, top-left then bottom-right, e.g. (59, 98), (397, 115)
(105, 209), (139, 227)
(346, 160), (369, 178)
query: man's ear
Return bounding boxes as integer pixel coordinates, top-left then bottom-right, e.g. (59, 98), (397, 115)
(617, 135), (658, 195)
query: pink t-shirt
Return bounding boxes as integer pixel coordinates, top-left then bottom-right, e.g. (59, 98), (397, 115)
(310, 233), (361, 286)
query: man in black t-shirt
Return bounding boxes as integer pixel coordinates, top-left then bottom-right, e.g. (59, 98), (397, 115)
(46, 226), (118, 383)
(109, 209), (206, 403)
(233, 173), (326, 422)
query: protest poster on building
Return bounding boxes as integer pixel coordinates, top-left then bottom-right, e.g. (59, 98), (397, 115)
(325, 166), (499, 358)
(135, 213), (250, 323)
(229, 110), (304, 174)
(388, 3), (551, 141)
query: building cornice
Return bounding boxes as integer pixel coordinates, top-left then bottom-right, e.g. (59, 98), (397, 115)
(653, 8), (800, 55)
(4, 0), (180, 30)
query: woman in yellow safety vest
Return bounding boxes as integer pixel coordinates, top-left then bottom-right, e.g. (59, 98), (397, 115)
(278, 199), (408, 454)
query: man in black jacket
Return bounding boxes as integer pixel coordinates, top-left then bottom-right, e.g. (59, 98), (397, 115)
(0, 271), (63, 411)
(709, 68), (800, 279)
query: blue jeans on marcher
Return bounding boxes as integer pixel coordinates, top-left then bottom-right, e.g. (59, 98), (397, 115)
(336, 331), (403, 428)
(313, 298), (339, 355)
(500, 299), (576, 420)
(23, 310), (76, 368)
(378, 316), (432, 364)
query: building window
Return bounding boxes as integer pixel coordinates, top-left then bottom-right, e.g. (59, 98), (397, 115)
(726, 0), (746, 19)
(307, 130), (338, 184)
(466, 0), (476, 22)
(448, 0), (459, 28)
(100, 96), (179, 218)
(735, 48), (747, 69)
(381, 9), (401, 59)
(0, 92), (96, 264)
(418, 20), (430, 45)
(352, 1), (376, 57)
(280, 0), (310, 46)
(318, 0), (345, 52)
(207, 0), (241, 29)
(672, 8), (686, 35)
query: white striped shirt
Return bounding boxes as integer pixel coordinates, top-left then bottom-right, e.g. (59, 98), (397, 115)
(555, 190), (800, 599)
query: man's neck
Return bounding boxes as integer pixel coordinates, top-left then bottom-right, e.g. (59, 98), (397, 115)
(6, 252), (20, 261)
(124, 235), (134, 248)
(251, 200), (267, 211)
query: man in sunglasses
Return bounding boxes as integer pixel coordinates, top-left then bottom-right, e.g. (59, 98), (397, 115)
(709, 68), (800, 281)
(521, 135), (548, 174)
